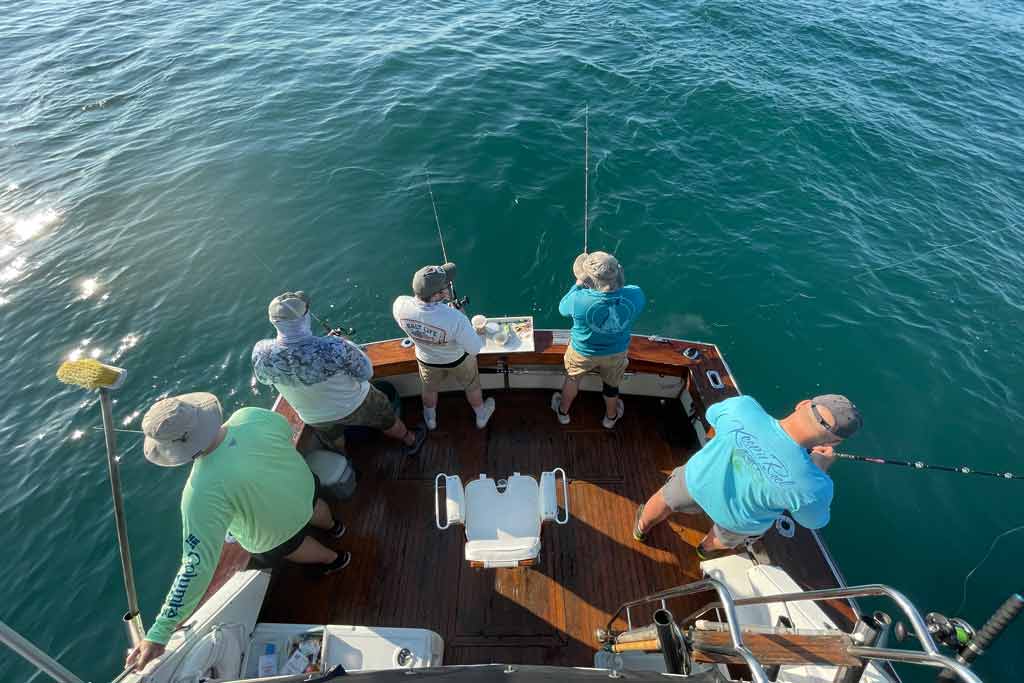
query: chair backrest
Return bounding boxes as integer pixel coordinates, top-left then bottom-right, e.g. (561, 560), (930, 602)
(464, 474), (542, 541)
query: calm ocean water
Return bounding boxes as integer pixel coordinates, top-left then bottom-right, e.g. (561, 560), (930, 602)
(1, 1), (1021, 680)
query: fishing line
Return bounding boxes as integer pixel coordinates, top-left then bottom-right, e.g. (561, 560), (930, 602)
(583, 104), (589, 254)
(855, 224), (1019, 276)
(954, 524), (1024, 615)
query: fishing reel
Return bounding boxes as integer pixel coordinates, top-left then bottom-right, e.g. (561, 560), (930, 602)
(319, 317), (356, 338)
(893, 612), (974, 650)
(446, 295), (470, 311)
(893, 593), (1022, 679)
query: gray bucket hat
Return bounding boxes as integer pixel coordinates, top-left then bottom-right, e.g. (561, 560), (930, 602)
(810, 394), (863, 439)
(142, 393), (223, 467)
(413, 263), (456, 299)
(268, 291), (310, 322)
(573, 252), (625, 292)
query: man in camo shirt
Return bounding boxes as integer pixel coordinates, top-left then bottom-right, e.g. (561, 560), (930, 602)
(252, 291), (426, 456)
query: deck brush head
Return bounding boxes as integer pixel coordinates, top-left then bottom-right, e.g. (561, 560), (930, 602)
(56, 359), (127, 390)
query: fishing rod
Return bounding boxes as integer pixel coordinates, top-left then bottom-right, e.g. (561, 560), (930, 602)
(834, 451), (1023, 480)
(425, 172), (468, 310)
(253, 255), (354, 337)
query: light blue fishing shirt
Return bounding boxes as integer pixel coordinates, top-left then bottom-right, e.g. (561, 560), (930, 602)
(558, 284), (646, 356)
(684, 396), (834, 535)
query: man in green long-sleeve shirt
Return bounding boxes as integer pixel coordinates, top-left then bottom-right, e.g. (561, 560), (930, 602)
(125, 393), (351, 672)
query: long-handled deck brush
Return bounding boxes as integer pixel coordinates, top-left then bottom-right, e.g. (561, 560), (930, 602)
(56, 359), (144, 646)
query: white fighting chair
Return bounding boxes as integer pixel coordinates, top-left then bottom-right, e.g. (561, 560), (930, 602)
(434, 469), (570, 568)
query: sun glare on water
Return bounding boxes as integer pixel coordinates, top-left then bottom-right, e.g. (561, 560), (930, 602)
(12, 208), (61, 241)
(79, 277), (100, 299)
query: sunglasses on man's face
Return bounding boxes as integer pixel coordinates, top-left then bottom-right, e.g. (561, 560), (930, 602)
(810, 402), (838, 435)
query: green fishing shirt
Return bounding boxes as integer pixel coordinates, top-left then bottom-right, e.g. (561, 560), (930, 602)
(145, 407), (314, 645)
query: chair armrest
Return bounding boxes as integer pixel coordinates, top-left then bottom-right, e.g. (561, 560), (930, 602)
(435, 473), (465, 529)
(539, 468), (570, 525)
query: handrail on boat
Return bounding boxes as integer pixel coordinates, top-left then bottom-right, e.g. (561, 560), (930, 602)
(602, 578), (771, 683)
(603, 581), (984, 683)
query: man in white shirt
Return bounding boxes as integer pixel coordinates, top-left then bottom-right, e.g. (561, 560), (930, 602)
(392, 263), (495, 430)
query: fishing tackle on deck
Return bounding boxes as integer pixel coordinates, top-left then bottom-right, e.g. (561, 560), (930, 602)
(834, 450), (1022, 480)
(425, 172), (469, 310)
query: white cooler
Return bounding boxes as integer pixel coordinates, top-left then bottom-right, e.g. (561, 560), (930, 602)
(243, 623), (443, 675)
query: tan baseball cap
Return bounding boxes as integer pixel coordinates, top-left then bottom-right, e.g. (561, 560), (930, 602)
(142, 393), (223, 467)
(268, 291), (310, 322)
(573, 251), (624, 292)
(412, 263), (456, 299)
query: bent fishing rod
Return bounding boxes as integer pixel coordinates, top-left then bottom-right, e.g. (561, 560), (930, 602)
(834, 451), (1023, 481)
(253, 255), (355, 337)
(425, 172), (468, 310)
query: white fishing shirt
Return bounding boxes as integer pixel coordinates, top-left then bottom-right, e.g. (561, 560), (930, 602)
(392, 296), (484, 365)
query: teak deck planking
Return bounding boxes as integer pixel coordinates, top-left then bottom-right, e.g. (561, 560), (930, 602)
(234, 333), (859, 669)
(260, 391), (714, 666)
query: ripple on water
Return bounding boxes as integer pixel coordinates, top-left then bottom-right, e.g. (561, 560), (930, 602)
(1, 1), (1023, 682)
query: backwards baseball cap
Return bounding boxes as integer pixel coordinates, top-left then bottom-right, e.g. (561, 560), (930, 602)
(413, 263), (456, 299)
(142, 393), (223, 467)
(573, 251), (625, 292)
(268, 291), (310, 322)
(810, 394), (863, 439)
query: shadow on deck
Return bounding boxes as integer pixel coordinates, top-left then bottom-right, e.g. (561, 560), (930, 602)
(259, 389), (715, 666)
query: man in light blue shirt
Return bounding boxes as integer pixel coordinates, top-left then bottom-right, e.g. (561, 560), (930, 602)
(551, 251), (645, 428)
(634, 394), (862, 559)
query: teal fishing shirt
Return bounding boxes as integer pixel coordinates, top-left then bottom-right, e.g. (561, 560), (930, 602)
(558, 284), (646, 356)
(684, 396), (833, 535)
(145, 408), (314, 645)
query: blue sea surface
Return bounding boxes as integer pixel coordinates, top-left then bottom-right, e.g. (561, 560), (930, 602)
(1, 1), (1022, 681)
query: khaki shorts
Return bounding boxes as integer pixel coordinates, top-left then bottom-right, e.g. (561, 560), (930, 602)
(563, 345), (629, 386)
(309, 385), (397, 441)
(418, 355), (481, 393)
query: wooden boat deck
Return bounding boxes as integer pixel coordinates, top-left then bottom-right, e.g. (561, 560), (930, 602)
(259, 389), (714, 666)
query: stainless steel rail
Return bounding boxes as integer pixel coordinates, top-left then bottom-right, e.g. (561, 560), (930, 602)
(603, 578), (770, 683)
(1, 619), (84, 683)
(607, 581), (984, 683)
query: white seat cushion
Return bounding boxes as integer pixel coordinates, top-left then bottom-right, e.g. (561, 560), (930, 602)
(464, 537), (541, 566)
(463, 474), (543, 565)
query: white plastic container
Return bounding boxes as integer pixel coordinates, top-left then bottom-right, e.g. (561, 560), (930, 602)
(322, 625), (443, 671)
(258, 643), (278, 676)
(305, 449), (357, 501)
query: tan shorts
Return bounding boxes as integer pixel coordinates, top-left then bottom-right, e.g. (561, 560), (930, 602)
(563, 345), (629, 386)
(308, 385), (397, 440)
(418, 355), (481, 393)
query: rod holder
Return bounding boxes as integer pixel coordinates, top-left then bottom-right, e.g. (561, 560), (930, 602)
(834, 612), (890, 683)
(653, 609), (684, 675)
